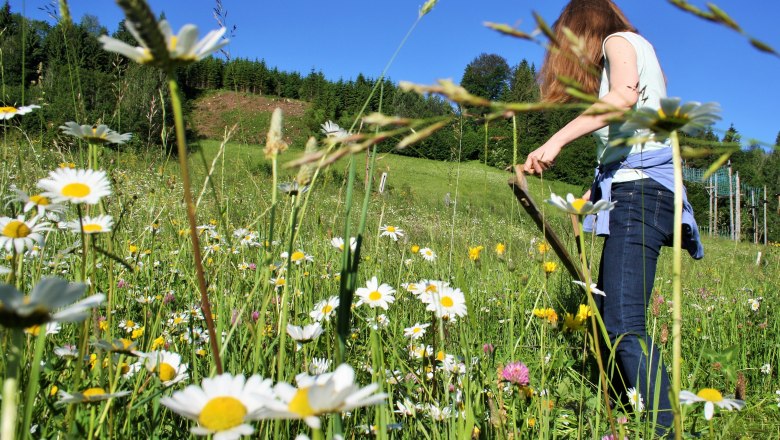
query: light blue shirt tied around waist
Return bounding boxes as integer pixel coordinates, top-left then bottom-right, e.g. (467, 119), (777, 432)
(583, 148), (704, 259)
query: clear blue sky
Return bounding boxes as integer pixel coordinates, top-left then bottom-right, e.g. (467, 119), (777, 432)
(9, 0), (780, 147)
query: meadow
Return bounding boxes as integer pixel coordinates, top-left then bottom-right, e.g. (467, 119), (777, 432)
(1, 1), (779, 439)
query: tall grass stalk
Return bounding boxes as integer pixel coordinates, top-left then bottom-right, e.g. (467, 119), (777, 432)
(670, 130), (684, 439)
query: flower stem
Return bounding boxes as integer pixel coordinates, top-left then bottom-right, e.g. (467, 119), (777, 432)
(1, 328), (24, 440)
(670, 131), (684, 439)
(166, 75), (222, 374)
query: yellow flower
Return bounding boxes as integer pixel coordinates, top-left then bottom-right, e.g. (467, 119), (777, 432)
(495, 243), (506, 256)
(468, 245), (484, 261)
(536, 242), (551, 254)
(151, 336), (166, 350)
(410, 245), (420, 254)
(575, 304), (592, 322)
(532, 308), (558, 326)
(542, 261), (558, 274)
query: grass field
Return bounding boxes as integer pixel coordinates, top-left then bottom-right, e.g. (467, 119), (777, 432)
(0, 124), (777, 439)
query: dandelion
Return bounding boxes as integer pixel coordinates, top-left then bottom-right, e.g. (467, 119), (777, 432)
(160, 373), (273, 439)
(143, 350), (188, 386)
(533, 308), (559, 326)
(255, 363), (387, 429)
(627, 387), (644, 412)
(547, 193), (615, 216)
(286, 323), (324, 343)
(99, 20), (228, 67)
(330, 236), (356, 252)
(563, 313), (585, 332)
(468, 245), (484, 261)
(57, 388), (130, 404)
(620, 98), (721, 142)
(536, 241), (551, 254)
(500, 361), (530, 386)
(380, 225), (404, 241)
(0, 215), (49, 254)
(542, 261), (558, 274)
(495, 242), (506, 256)
(59, 122), (132, 145)
(0, 104), (39, 120)
(0, 278), (103, 328)
(310, 296), (339, 322)
(38, 168), (111, 205)
(355, 276), (396, 310)
(575, 304), (592, 322)
(65, 215), (113, 235)
(419, 247), (437, 261)
(425, 285), (467, 319)
(679, 388), (745, 420)
(403, 323), (430, 340)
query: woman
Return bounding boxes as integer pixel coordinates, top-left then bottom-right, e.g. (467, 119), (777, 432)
(522, 0), (703, 436)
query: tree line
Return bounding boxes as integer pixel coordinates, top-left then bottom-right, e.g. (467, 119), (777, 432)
(1, 3), (778, 239)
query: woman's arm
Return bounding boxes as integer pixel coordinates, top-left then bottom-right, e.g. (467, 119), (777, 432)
(523, 36), (641, 174)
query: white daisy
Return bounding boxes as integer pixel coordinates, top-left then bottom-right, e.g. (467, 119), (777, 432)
(627, 387), (644, 412)
(99, 20), (228, 67)
(59, 122), (131, 145)
(395, 398), (419, 416)
(425, 285), (468, 319)
(310, 296), (339, 322)
(330, 236), (357, 252)
(255, 363), (387, 429)
(355, 276), (395, 310)
(0, 278), (103, 328)
(379, 225), (404, 241)
(160, 373), (273, 439)
(572, 280), (606, 297)
(419, 247), (437, 261)
(38, 168), (111, 205)
(546, 192), (616, 216)
(0, 214), (49, 254)
(57, 387), (130, 404)
(309, 357), (331, 375)
(415, 279), (449, 304)
(0, 104), (40, 120)
(760, 363), (772, 375)
(9, 187), (66, 215)
(143, 350), (188, 386)
(679, 388), (745, 420)
(288, 250), (313, 265)
(320, 121), (348, 138)
(403, 323), (430, 340)
(65, 215), (113, 235)
(118, 319), (140, 333)
(286, 323), (324, 343)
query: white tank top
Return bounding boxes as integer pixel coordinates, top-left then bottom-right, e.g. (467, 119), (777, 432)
(593, 32), (671, 182)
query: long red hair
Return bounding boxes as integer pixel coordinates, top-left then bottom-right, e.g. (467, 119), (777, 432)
(538, 0), (637, 103)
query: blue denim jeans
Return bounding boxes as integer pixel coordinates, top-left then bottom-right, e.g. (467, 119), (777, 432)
(594, 178), (674, 431)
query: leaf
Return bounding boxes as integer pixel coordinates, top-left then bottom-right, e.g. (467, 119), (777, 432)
(396, 120), (449, 149)
(702, 152), (733, 180)
(483, 22), (534, 40)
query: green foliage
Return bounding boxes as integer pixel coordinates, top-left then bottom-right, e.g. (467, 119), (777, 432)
(460, 53), (511, 101)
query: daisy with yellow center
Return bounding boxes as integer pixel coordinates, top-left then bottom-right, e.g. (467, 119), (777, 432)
(57, 387), (131, 404)
(65, 215), (113, 235)
(419, 247), (437, 262)
(161, 373), (272, 439)
(143, 350), (188, 386)
(118, 319), (139, 333)
(288, 250), (313, 265)
(330, 236), (356, 252)
(309, 296), (339, 322)
(424, 285), (468, 319)
(355, 276), (396, 310)
(0, 104), (39, 120)
(403, 323), (430, 340)
(379, 225), (404, 241)
(37, 168), (112, 205)
(59, 122), (132, 145)
(546, 192), (615, 216)
(256, 364), (387, 429)
(679, 388), (744, 420)
(0, 215), (49, 254)
(269, 277), (286, 289)
(627, 387), (644, 412)
(9, 187), (65, 215)
(99, 20), (228, 68)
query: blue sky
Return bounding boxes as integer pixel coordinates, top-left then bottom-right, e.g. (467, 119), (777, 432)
(9, 0), (780, 147)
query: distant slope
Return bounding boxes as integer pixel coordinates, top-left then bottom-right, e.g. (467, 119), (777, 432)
(190, 90), (311, 145)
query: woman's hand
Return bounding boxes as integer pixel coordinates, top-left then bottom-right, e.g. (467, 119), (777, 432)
(522, 142), (562, 175)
